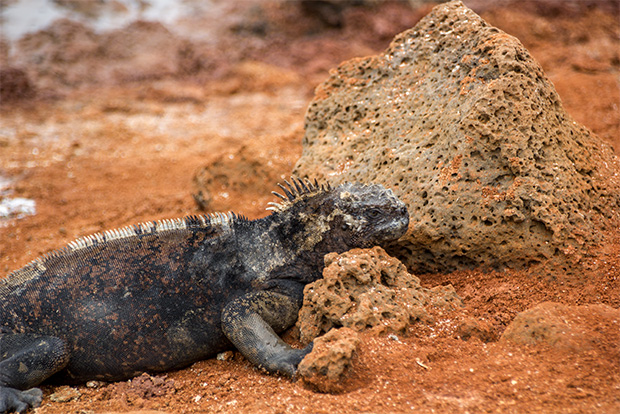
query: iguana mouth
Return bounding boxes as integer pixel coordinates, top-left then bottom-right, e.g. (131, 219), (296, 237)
(378, 213), (410, 242)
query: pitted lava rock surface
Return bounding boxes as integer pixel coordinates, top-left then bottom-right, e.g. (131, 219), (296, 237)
(297, 246), (462, 343)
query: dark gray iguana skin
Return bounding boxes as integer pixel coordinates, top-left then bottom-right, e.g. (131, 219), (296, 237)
(0, 178), (409, 413)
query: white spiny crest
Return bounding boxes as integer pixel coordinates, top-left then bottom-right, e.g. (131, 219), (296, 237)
(62, 213), (237, 253)
(266, 176), (331, 213)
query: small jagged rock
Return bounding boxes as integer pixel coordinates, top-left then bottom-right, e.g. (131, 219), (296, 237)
(427, 284), (463, 311)
(216, 351), (235, 361)
(125, 373), (176, 399)
(297, 327), (360, 393)
(293, 0), (620, 274)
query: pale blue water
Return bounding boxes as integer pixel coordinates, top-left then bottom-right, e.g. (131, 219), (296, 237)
(1, 0), (214, 41)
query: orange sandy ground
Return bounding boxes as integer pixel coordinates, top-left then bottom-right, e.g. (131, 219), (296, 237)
(1, 2), (618, 413)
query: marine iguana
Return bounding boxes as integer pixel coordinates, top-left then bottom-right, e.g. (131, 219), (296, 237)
(0, 178), (409, 413)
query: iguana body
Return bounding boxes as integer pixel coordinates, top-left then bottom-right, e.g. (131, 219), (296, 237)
(0, 178), (409, 413)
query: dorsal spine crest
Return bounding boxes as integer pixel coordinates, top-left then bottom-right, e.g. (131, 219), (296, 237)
(267, 177), (332, 213)
(63, 212), (236, 254)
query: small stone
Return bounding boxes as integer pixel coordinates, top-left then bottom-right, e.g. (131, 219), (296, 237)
(192, 137), (301, 216)
(428, 285), (464, 310)
(216, 350), (234, 361)
(49, 385), (81, 402)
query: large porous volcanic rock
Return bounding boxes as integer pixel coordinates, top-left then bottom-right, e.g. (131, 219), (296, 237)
(294, 0), (620, 273)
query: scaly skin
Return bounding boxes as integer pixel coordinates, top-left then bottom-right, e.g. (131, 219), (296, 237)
(0, 178), (409, 413)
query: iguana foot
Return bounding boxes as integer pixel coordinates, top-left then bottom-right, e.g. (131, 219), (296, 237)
(0, 386), (42, 414)
(286, 342), (314, 379)
(257, 343), (313, 378)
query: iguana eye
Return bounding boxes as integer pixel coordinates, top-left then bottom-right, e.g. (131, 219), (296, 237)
(368, 208), (382, 219)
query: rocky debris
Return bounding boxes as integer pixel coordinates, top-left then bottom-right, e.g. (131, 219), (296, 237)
(501, 302), (620, 352)
(13, 19), (200, 89)
(297, 246), (462, 344)
(295, 246), (462, 393)
(293, 0), (620, 274)
(100, 373), (177, 404)
(0, 67), (35, 102)
(297, 327), (361, 393)
(125, 373), (176, 398)
(467, 0), (620, 17)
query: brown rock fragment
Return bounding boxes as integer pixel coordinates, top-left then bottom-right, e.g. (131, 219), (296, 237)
(192, 133), (301, 217)
(293, 0), (620, 274)
(0, 67), (35, 102)
(501, 302), (620, 352)
(49, 386), (81, 403)
(455, 317), (497, 342)
(297, 327), (360, 393)
(102, 373), (176, 403)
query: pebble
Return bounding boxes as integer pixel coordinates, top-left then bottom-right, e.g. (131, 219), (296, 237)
(49, 386), (81, 402)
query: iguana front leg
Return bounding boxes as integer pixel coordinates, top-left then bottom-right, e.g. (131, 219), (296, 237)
(0, 333), (70, 413)
(221, 291), (312, 377)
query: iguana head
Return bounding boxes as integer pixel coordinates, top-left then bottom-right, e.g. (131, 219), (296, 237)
(269, 178), (409, 252)
(322, 181), (409, 248)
